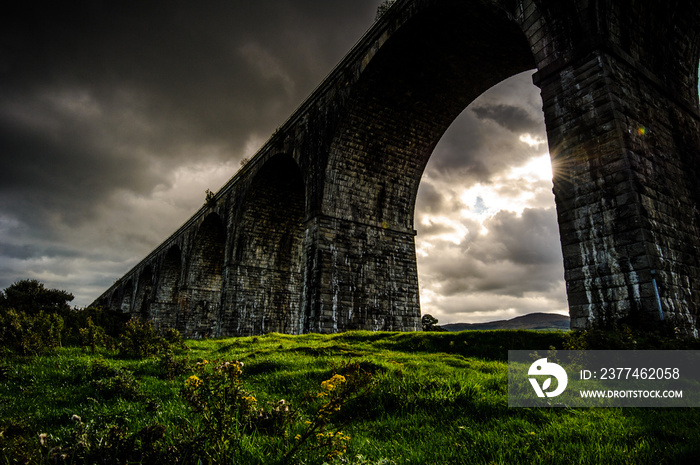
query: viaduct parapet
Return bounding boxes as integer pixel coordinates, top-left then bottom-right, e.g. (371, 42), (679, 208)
(93, 0), (700, 337)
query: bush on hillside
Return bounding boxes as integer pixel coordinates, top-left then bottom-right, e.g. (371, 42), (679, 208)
(0, 308), (64, 355)
(118, 318), (188, 359)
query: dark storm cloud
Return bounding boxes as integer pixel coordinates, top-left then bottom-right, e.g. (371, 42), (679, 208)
(0, 243), (33, 261)
(417, 207), (565, 305)
(0, 1), (380, 225)
(0, 0), (381, 301)
(470, 208), (563, 266)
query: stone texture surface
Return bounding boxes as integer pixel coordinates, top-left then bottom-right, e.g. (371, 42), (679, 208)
(92, 0), (700, 337)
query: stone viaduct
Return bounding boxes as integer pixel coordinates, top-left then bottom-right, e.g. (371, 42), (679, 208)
(93, 0), (700, 337)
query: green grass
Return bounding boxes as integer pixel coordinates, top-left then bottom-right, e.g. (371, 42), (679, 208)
(2, 330), (700, 464)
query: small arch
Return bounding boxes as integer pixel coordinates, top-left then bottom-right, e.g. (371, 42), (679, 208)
(188, 213), (226, 289)
(151, 245), (182, 329)
(108, 291), (119, 312)
(229, 153), (306, 335)
(183, 212), (226, 336)
(156, 246), (182, 303)
(134, 266), (154, 318)
(120, 279), (134, 313)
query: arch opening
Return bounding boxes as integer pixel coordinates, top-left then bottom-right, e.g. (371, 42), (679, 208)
(120, 280), (133, 313)
(134, 266), (153, 319)
(414, 71), (568, 327)
(151, 245), (182, 329)
(228, 154), (306, 335)
(184, 212), (226, 337)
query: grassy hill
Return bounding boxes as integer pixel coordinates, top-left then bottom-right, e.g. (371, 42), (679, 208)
(442, 312), (570, 332)
(2, 330), (699, 464)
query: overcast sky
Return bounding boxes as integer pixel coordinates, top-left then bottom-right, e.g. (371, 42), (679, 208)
(0, 0), (572, 324)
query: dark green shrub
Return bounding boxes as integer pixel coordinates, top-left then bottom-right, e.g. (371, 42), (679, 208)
(0, 309), (64, 355)
(157, 351), (191, 380)
(91, 369), (142, 401)
(87, 359), (142, 401)
(117, 318), (166, 358)
(117, 318), (187, 359)
(0, 279), (73, 315)
(78, 317), (107, 353)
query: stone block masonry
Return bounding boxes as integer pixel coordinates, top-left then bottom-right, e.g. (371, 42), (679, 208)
(92, 0), (700, 338)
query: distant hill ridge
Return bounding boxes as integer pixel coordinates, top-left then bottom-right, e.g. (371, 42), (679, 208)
(441, 312), (570, 331)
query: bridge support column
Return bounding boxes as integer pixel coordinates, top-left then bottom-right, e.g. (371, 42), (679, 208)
(302, 214), (421, 333)
(536, 47), (700, 335)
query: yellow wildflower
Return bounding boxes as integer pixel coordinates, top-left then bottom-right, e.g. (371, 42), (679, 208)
(330, 374), (346, 384)
(185, 375), (203, 388)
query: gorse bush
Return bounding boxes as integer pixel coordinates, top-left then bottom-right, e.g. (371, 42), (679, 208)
(180, 360), (260, 460)
(118, 318), (164, 358)
(118, 318), (189, 359)
(178, 358), (375, 464)
(78, 317), (108, 353)
(0, 309), (64, 355)
(285, 361), (374, 463)
(62, 306), (129, 347)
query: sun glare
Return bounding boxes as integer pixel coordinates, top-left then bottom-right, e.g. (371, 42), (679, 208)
(506, 153), (553, 182)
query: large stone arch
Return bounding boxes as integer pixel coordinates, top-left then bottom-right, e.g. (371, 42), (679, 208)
(326, 1), (534, 228)
(225, 153), (306, 335)
(183, 212), (226, 336)
(313, 0), (535, 332)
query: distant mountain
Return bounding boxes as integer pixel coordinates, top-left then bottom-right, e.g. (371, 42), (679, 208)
(441, 312), (570, 332)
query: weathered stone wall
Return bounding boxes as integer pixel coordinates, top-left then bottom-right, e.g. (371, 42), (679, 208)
(525, 0), (700, 334)
(92, 0), (700, 338)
